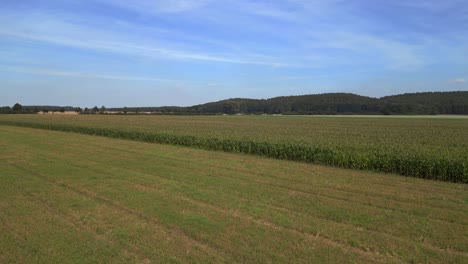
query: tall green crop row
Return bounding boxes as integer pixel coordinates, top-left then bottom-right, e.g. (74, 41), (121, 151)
(1, 120), (466, 183)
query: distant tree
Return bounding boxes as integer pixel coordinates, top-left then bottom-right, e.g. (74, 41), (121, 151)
(100, 106), (106, 114)
(43, 109), (49, 113)
(59, 107), (65, 113)
(12, 103), (22, 111)
(33, 107), (40, 113)
(123, 107), (128, 114)
(92, 106), (99, 113)
(75, 107), (82, 113)
(222, 102), (235, 114)
(0, 106), (12, 114)
(84, 107), (89, 114)
(380, 107), (391, 115)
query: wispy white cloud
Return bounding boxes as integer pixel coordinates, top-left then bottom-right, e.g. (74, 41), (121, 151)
(0, 66), (182, 83)
(449, 78), (466, 83)
(96, 0), (299, 20)
(2, 1), (456, 72)
(95, 0), (212, 13)
(228, 1), (299, 21)
(393, 0), (466, 12)
(1, 0), (468, 105)
(304, 31), (426, 70)
(0, 13), (285, 67)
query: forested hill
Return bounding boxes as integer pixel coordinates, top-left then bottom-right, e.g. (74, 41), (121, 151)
(381, 92), (468, 114)
(146, 91), (468, 115)
(191, 93), (381, 114)
(2, 91), (468, 115)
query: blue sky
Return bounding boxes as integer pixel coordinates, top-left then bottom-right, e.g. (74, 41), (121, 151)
(1, 0), (467, 107)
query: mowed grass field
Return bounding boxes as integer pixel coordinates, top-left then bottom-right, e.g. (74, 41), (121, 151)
(1, 125), (467, 263)
(1, 114), (467, 182)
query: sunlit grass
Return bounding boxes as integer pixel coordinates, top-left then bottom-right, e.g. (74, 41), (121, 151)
(1, 126), (467, 262)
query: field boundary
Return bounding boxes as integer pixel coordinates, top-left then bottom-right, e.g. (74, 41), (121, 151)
(1, 120), (466, 183)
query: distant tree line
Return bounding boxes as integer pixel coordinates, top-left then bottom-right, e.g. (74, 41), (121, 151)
(79, 106), (107, 114)
(2, 91), (467, 115)
(108, 91), (468, 115)
(0, 103), (82, 114)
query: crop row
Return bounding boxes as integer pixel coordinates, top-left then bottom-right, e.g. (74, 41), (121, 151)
(1, 120), (466, 183)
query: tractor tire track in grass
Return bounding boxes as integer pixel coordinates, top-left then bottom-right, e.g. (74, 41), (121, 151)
(17, 138), (468, 259)
(12, 160), (387, 263)
(27, 136), (467, 222)
(14, 158), (381, 262)
(14, 132), (468, 258)
(9, 163), (229, 262)
(1, 125), (467, 263)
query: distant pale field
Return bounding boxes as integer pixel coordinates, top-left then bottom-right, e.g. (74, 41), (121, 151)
(297, 114), (468, 119)
(0, 125), (467, 263)
(37, 111), (79, 115)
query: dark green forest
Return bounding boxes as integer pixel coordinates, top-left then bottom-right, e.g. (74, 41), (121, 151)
(2, 91), (468, 115)
(116, 91), (468, 115)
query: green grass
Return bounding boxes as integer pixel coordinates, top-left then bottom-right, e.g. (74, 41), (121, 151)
(0, 125), (467, 263)
(0, 114), (467, 182)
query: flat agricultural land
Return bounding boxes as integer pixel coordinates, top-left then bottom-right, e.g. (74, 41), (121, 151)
(1, 114), (467, 181)
(0, 125), (467, 263)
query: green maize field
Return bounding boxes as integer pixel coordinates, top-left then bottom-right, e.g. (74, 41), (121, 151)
(0, 114), (467, 182)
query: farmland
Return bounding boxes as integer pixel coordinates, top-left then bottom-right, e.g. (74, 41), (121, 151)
(0, 114), (467, 182)
(0, 125), (467, 263)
